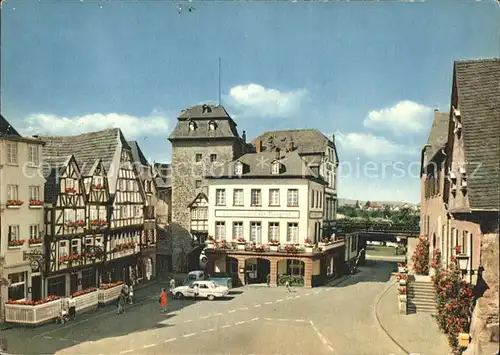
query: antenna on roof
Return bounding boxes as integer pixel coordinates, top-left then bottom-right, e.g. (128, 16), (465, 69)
(218, 57), (222, 106)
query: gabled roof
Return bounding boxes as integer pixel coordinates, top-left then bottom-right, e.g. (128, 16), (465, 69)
(39, 128), (129, 176)
(206, 150), (323, 182)
(188, 192), (208, 208)
(425, 110), (449, 160)
(43, 155), (77, 204)
(453, 58), (500, 210)
(0, 114), (21, 137)
(168, 104), (240, 140)
(251, 129), (339, 161)
(127, 140), (149, 165)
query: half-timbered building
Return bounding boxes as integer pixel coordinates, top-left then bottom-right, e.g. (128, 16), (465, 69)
(39, 129), (146, 295)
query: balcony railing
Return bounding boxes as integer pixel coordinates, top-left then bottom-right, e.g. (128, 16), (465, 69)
(326, 220), (419, 234)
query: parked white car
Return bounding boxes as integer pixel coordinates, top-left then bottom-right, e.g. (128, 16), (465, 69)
(171, 281), (229, 301)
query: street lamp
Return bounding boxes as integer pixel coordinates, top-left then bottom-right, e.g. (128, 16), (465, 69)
(456, 254), (470, 277)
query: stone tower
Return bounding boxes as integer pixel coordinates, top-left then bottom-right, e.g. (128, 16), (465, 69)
(168, 104), (249, 271)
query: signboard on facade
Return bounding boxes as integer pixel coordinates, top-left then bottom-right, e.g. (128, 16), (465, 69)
(309, 211), (323, 219)
(215, 209), (300, 219)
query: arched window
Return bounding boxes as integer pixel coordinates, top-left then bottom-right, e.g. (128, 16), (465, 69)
(234, 161), (243, 175)
(188, 120), (196, 131)
(208, 120), (217, 131)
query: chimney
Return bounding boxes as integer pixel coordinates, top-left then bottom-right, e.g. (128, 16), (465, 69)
(256, 140), (263, 153)
(242, 130), (246, 143)
(331, 134), (335, 144)
(275, 147), (281, 160)
(286, 140), (294, 152)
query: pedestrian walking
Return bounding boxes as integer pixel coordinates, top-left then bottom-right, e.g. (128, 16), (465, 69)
(117, 292), (126, 314)
(68, 295), (76, 319)
(169, 277), (176, 290)
(285, 280), (292, 292)
(128, 284), (134, 304)
(159, 288), (168, 313)
(193, 283), (199, 301)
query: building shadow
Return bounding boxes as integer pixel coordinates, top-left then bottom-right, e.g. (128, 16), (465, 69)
(333, 260), (396, 288)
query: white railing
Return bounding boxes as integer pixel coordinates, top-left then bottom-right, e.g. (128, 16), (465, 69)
(319, 240), (345, 251)
(98, 284), (122, 304)
(74, 290), (99, 312)
(4, 299), (61, 325)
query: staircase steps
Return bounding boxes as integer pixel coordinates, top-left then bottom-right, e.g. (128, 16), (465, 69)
(406, 280), (436, 314)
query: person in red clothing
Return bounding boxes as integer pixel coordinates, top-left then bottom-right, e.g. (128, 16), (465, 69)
(159, 288), (168, 313)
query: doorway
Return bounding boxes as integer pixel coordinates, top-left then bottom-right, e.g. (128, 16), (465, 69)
(245, 258), (270, 284)
(47, 275), (66, 297)
(31, 276), (42, 301)
(70, 273), (79, 295)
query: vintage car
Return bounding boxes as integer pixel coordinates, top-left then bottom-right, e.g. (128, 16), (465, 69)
(171, 280), (229, 301)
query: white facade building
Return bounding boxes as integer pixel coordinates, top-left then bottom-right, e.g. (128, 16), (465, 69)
(207, 150), (326, 244)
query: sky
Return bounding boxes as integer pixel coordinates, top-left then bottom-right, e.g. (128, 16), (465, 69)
(1, 0), (499, 204)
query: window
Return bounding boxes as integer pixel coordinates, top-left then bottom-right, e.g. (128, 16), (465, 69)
(287, 189), (299, 207)
(311, 191), (315, 208)
(8, 272), (25, 301)
(195, 154), (202, 162)
(210, 154), (217, 162)
(287, 223), (299, 243)
(351, 235), (357, 252)
(269, 189), (280, 206)
(215, 189), (226, 205)
(271, 162), (280, 174)
(461, 231), (468, 254)
(71, 239), (80, 255)
(208, 121), (216, 130)
(28, 145), (40, 166)
(319, 192), (323, 208)
(29, 186), (40, 201)
(7, 185), (19, 200)
(268, 222), (279, 242)
(66, 179), (75, 189)
(121, 206), (128, 218)
(30, 224), (39, 238)
(215, 222), (226, 239)
(250, 222), (262, 243)
(8, 225), (20, 242)
(233, 189), (244, 206)
(232, 222), (243, 239)
(195, 180), (202, 188)
(234, 162), (243, 175)
(6, 142), (18, 165)
(189, 121), (196, 131)
(251, 189), (261, 206)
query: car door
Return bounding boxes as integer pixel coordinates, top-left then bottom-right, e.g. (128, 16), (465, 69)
(198, 283), (209, 298)
(186, 283), (196, 297)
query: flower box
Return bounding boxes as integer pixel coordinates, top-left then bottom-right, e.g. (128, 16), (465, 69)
(29, 200), (44, 208)
(65, 187), (77, 194)
(6, 200), (23, 209)
(304, 246), (314, 253)
(5, 296), (61, 325)
(8, 240), (25, 248)
(29, 238), (43, 246)
(269, 245), (279, 252)
(205, 241), (215, 249)
(237, 244), (246, 250)
(98, 282), (123, 304)
(73, 288), (99, 312)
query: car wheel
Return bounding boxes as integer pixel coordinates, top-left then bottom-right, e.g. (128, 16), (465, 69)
(175, 292), (184, 299)
(207, 294), (215, 301)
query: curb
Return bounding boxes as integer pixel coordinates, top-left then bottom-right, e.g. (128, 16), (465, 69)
(374, 280), (410, 355)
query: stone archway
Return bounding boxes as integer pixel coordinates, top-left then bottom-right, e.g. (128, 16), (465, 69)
(277, 259), (305, 286)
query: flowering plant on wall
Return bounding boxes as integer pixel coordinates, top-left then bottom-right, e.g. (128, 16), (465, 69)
(6, 200), (23, 206)
(304, 237), (313, 246)
(411, 235), (430, 275)
(8, 239), (25, 247)
(454, 245), (462, 254)
(29, 200), (43, 206)
(65, 187), (77, 194)
(268, 239), (280, 246)
(7, 295), (59, 306)
(431, 249), (475, 354)
(236, 237), (246, 244)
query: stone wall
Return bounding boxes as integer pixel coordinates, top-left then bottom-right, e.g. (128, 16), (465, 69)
(464, 231), (499, 355)
(170, 140), (239, 271)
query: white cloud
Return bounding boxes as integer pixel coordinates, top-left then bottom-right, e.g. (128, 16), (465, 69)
(363, 100), (433, 135)
(19, 111), (169, 138)
(334, 131), (417, 158)
(226, 83), (307, 118)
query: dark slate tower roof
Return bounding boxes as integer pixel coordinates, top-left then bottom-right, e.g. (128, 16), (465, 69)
(168, 104), (240, 140)
(0, 114), (21, 137)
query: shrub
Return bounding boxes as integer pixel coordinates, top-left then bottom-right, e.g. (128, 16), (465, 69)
(411, 235), (430, 275)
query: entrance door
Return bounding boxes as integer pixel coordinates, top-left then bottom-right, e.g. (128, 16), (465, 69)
(31, 276), (42, 301)
(47, 276), (66, 297)
(70, 273), (79, 295)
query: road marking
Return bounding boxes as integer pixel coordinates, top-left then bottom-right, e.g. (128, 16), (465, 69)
(43, 336), (52, 339)
(164, 338), (177, 343)
(183, 333), (196, 338)
(264, 301), (273, 305)
(221, 324), (231, 328)
(295, 319), (305, 322)
(253, 304), (261, 308)
(59, 338), (69, 341)
(184, 319), (193, 323)
(294, 295), (300, 299)
(278, 319), (288, 322)
(304, 293), (310, 296)
(202, 328), (215, 333)
(251, 317), (259, 321)
(239, 307), (249, 310)
(120, 350), (134, 354)
(287, 296), (293, 300)
(310, 320), (315, 326)
(143, 343), (156, 348)
(328, 345), (334, 352)
(235, 321), (245, 325)
(228, 309), (236, 313)
(214, 313), (223, 316)
(326, 288), (331, 291)
(276, 299), (283, 302)
(315, 291), (321, 294)
(200, 315), (210, 319)
(264, 317), (274, 321)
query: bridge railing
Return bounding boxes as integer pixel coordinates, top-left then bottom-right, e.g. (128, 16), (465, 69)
(324, 220), (420, 235)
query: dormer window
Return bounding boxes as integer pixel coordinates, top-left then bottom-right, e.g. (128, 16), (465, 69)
(208, 120), (217, 131)
(453, 107), (461, 118)
(202, 104), (212, 114)
(271, 161), (281, 174)
(459, 167), (466, 175)
(188, 120), (197, 131)
(453, 121), (462, 135)
(234, 161), (243, 175)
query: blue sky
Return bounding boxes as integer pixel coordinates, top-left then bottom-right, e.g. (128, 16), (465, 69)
(2, 0), (499, 203)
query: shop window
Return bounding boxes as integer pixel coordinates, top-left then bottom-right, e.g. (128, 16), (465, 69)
(8, 272), (26, 300)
